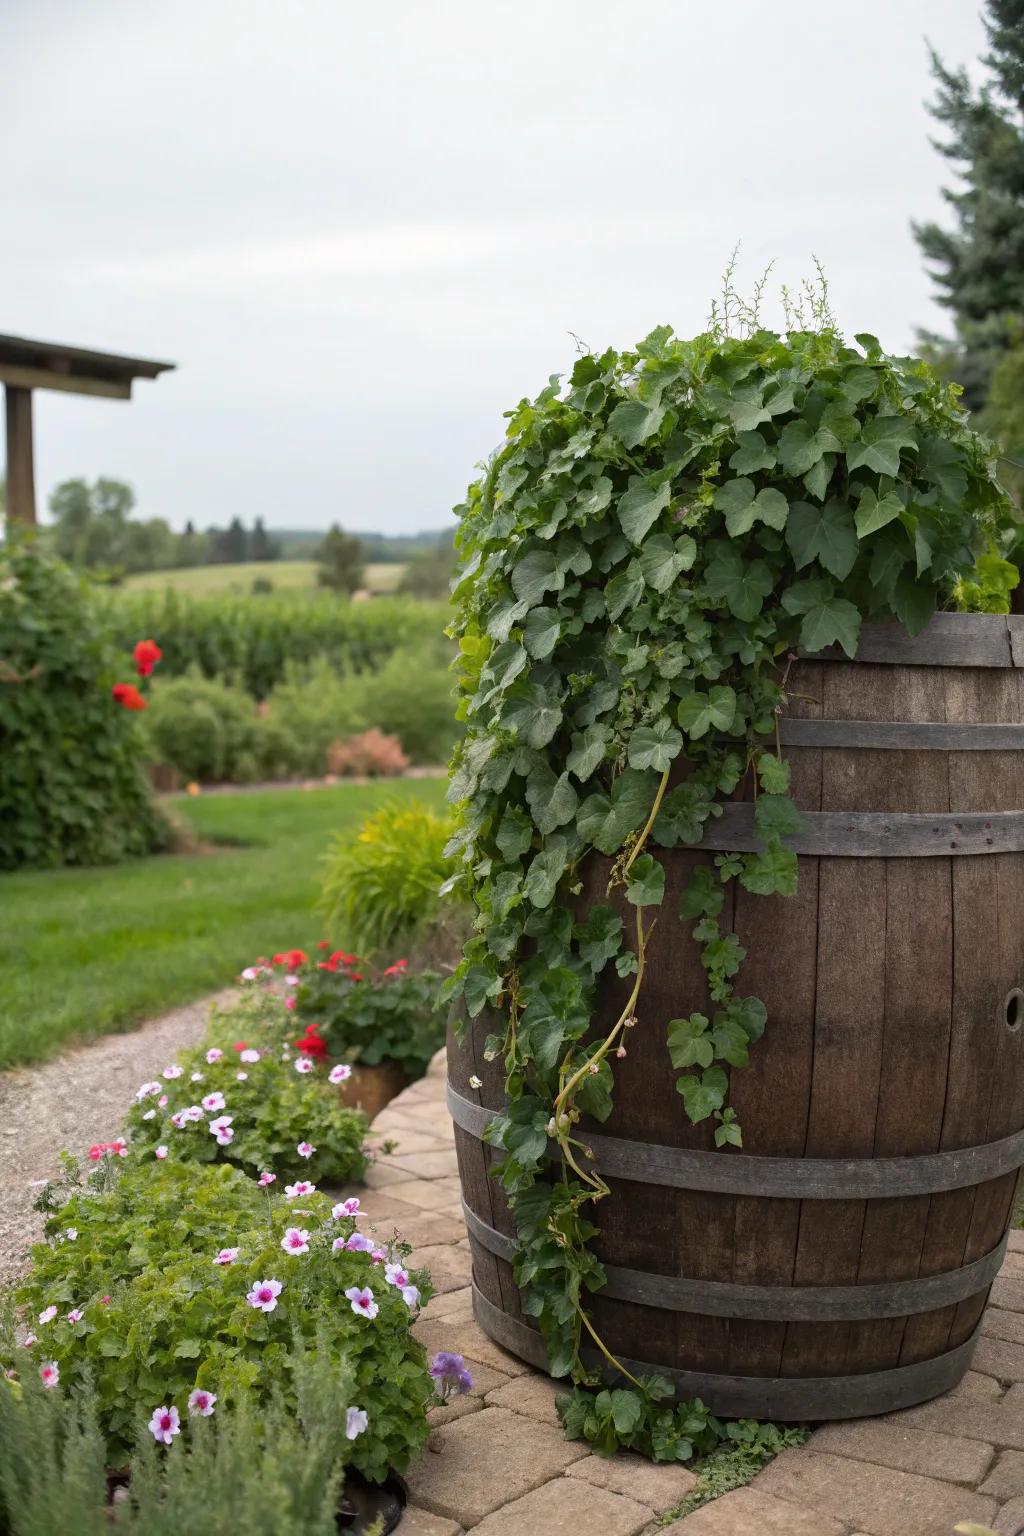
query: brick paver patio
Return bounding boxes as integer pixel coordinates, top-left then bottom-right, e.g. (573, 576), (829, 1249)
(358, 1052), (1024, 1535)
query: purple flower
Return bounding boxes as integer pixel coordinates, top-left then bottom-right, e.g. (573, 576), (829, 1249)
(428, 1351), (473, 1398)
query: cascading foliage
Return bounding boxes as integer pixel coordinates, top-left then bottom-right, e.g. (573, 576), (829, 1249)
(442, 293), (1017, 1450)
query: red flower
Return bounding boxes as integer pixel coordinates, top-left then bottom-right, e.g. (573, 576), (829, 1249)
(295, 1024), (328, 1058)
(133, 639), (163, 678)
(232, 1041), (248, 1053)
(112, 682), (147, 711)
(317, 940), (331, 950)
(383, 959), (409, 976)
(272, 949), (308, 969)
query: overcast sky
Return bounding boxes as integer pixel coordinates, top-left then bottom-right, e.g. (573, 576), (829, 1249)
(3, 0), (986, 535)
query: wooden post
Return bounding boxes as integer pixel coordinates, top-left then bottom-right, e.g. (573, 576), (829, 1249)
(4, 385), (36, 524)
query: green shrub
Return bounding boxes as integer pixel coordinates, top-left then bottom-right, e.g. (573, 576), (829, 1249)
(10, 1159), (433, 1476)
(0, 1352), (354, 1536)
(143, 672), (263, 782)
(296, 963), (445, 1081)
(0, 536), (166, 869)
(264, 657), (367, 774)
(122, 992), (369, 1184)
(102, 589), (450, 700)
(353, 645), (458, 763)
(318, 799), (456, 955)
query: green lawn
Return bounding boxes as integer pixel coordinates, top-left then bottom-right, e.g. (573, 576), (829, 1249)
(0, 778), (445, 1070)
(120, 560), (404, 596)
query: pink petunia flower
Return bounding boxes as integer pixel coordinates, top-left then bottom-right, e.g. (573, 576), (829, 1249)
(112, 1137), (129, 1155)
(170, 1111), (190, 1130)
(148, 1405), (181, 1445)
(142, 1109), (156, 1121)
(236, 1071), (248, 1081)
(258, 1171), (276, 1187)
(284, 1180), (315, 1200)
(208, 1115), (233, 1139)
(38, 1306), (57, 1325)
(296, 1141), (315, 1159)
(163, 1065), (183, 1080)
(135, 1081), (161, 1101)
(64, 1229), (77, 1242)
(206, 1048), (224, 1064)
(332, 1197), (360, 1219)
(39, 1361), (59, 1388)
(284, 996), (297, 1011)
(401, 1285), (421, 1309)
(346, 1406), (368, 1440)
(190, 1071), (204, 1083)
(22, 1333), (37, 1348)
(155, 1146), (168, 1160)
(371, 1248), (386, 1265)
(385, 1263), (410, 1289)
(345, 1286), (378, 1320)
(67, 1308), (83, 1323)
(240, 1048), (261, 1064)
(188, 1388), (217, 1417)
(294, 1057), (313, 1074)
(213, 1247), (240, 1266)
(281, 1227), (310, 1256)
(246, 1278), (283, 1312)
(345, 1233), (374, 1254)
(201, 1092), (226, 1113)
(158, 1094), (168, 1107)
(328, 1064), (353, 1085)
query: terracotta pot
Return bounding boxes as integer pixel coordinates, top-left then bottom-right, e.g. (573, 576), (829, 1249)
(336, 1060), (407, 1121)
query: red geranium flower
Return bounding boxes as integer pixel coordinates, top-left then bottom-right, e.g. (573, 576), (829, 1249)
(232, 1041), (248, 1053)
(133, 639), (163, 678)
(112, 682), (147, 711)
(383, 959), (409, 976)
(272, 949), (308, 969)
(295, 1024), (328, 1058)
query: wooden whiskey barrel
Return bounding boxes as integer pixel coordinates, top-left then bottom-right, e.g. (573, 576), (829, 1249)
(448, 611), (1024, 1419)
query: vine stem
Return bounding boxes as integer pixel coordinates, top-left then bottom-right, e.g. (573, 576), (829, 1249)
(623, 767), (672, 877)
(554, 907), (648, 1115)
(575, 1304), (645, 1391)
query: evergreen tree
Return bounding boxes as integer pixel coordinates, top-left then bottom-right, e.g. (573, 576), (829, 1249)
(913, 0), (1024, 406)
(315, 524), (365, 594)
(250, 516), (279, 561)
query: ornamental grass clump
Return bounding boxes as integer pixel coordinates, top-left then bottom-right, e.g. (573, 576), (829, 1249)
(7, 1159), (433, 1478)
(443, 281), (1017, 1451)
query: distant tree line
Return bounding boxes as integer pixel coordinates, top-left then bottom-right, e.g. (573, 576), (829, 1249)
(46, 477), (282, 577)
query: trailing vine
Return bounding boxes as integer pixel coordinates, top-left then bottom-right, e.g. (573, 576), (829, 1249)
(443, 276), (1017, 1453)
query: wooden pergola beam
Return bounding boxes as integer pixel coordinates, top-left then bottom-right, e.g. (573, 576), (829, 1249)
(0, 333), (174, 526)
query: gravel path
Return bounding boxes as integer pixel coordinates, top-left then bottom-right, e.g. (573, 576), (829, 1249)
(0, 991), (232, 1289)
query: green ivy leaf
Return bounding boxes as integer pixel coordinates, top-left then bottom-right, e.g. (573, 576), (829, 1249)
(677, 685), (737, 739)
(740, 842), (798, 896)
(511, 549), (565, 606)
(625, 853), (665, 906)
(756, 753), (790, 793)
(577, 769), (657, 855)
(677, 1067), (728, 1123)
(566, 725), (610, 782)
(618, 477), (671, 545)
(523, 837), (569, 908)
(785, 500), (859, 579)
(702, 544), (773, 621)
(797, 595), (861, 656)
(574, 905), (624, 972)
(667, 1014), (713, 1069)
(713, 478), (789, 537)
(846, 414), (918, 477)
(604, 559), (646, 621)
(608, 398), (666, 449)
(627, 718), (683, 772)
(854, 485), (903, 538)
(728, 430), (776, 474)
(776, 419), (841, 476)
(495, 805), (533, 861)
(638, 532), (695, 592)
(523, 607), (563, 659)
(753, 794), (805, 842)
(526, 763), (579, 836)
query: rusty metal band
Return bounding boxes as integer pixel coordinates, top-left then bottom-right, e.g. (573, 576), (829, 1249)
(776, 719), (1024, 751)
(462, 1201), (1006, 1322)
(470, 1285), (984, 1420)
(447, 1085), (1024, 1199)
(807, 613), (1024, 669)
(692, 805), (1024, 856)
